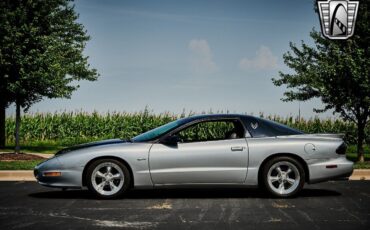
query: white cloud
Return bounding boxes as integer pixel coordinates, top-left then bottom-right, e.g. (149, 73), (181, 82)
(188, 39), (217, 74)
(239, 46), (278, 70)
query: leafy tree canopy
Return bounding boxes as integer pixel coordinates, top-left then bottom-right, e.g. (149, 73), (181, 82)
(0, 0), (98, 110)
(272, 0), (369, 161)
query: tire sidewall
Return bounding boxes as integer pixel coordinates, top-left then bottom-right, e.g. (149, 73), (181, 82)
(86, 159), (131, 199)
(262, 156), (305, 198)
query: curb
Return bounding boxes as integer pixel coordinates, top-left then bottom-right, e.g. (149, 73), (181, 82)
(350, 169), (370, 180)
(28, 153), (53, 159)
(0, 169), (369, 182)
(0, 152), (53, 159)
(0, 170), (35, 181)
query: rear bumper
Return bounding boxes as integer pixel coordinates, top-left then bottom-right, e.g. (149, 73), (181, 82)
(308, 157), (354, 184)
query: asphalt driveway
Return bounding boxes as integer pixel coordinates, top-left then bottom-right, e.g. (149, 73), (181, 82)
(0, 181), (369, 229)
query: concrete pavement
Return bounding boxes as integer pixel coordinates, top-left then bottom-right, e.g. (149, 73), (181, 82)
(0, 181), (369, 229)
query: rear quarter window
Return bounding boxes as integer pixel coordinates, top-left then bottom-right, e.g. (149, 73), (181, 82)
(242, 117), (303, 138)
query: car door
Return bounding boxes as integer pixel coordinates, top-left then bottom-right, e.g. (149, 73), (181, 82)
(148, 119), (249, 185)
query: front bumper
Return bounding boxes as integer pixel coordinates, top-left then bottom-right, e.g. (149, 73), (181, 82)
(34, 157), (82, 188)
(308, 157), (354, 184)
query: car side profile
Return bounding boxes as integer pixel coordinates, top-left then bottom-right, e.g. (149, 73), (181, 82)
(34, 114), (353, 198)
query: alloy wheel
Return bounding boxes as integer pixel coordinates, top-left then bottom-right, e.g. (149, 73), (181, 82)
(91, 162), (124, 196)
(267, 161), (300, 195)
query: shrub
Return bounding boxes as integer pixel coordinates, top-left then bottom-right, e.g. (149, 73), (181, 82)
(5, 110), (369, 145)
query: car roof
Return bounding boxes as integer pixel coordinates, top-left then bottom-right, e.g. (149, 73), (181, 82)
(185, 114), (254, 121)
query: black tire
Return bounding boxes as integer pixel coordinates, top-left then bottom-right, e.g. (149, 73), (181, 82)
(86, 159), (131, 199)
(262, 156), (305, 198)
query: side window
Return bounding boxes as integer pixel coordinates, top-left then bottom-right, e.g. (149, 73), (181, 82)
(176, 120), (245, 143)
(242, 117), (303, 138)
(243, 118), (272, 137)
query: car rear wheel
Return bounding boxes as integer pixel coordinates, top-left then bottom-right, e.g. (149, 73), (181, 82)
(262, 156), (305, 198)
(86, 159), (130, 199)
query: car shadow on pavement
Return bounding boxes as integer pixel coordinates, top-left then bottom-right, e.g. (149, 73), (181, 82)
(28, 187), (341, 200)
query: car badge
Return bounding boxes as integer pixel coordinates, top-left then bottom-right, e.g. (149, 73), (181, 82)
(251, 122), (258, 130)
(317, 0), (359, 39)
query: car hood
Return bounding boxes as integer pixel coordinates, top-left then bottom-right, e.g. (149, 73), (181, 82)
(55, 139), (128, 155)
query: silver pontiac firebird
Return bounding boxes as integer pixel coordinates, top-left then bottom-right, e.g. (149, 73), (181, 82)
(34, 114), (353, 198)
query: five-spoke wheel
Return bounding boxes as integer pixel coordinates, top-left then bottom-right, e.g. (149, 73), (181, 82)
(86, 159), (130, 199)
(262, 156), (305, 197)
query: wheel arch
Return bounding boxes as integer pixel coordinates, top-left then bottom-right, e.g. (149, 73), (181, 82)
(257, 153), (309, 185)
(82, 156), (134, 188)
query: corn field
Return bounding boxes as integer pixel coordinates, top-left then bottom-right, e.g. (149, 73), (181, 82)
(5, 110), (370, 145)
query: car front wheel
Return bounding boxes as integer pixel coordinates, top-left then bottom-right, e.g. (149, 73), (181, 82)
(262, 156), (305, 198)
(86, 159), (130, 199)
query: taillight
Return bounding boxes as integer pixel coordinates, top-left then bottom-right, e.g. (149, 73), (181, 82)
(336, 143), (347, 155)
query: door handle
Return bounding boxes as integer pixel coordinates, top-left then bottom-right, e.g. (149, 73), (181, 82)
(231, 146), (245, 151)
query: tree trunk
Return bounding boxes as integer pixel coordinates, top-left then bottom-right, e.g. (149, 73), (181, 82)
(357, 121), (365, 162)
(14, 100), (21, 154)
(0, 103), (5, 148)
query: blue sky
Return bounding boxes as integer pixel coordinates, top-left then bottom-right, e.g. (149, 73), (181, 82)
(9, 0), (337, 118)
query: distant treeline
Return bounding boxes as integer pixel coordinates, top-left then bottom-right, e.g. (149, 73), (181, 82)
(5, 110), (369, 145)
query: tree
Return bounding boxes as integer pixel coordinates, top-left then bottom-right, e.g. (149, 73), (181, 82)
(0, 0), (98, 153)
(0, 73), (12, 148)
(272, 1), (369, 162)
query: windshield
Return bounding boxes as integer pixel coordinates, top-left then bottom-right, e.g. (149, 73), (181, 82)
(132, 119), (186, 142)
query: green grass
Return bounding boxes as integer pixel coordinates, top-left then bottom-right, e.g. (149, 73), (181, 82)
(1, 140), (66, 154)
(345, 145), (370, 162)
(347, 145), (370, 169)
(354, 162), (370, 169)
(0, 160), (44, 170)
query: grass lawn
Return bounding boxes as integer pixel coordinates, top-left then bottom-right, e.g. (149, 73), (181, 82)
(354, 162), (370, 169)
(0, 160), (44, 170)
(0, 141), (369, 170)
(1, 140), (65, 154)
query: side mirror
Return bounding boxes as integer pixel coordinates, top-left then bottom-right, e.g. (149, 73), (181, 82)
(161, 135), (179, 146)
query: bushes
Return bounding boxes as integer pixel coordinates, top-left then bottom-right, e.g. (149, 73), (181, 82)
(6, 110), (178, 145)
(5, 110), (369, 145)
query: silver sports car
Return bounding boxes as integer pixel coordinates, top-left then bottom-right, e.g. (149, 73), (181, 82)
(34, 114), (353, 198)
